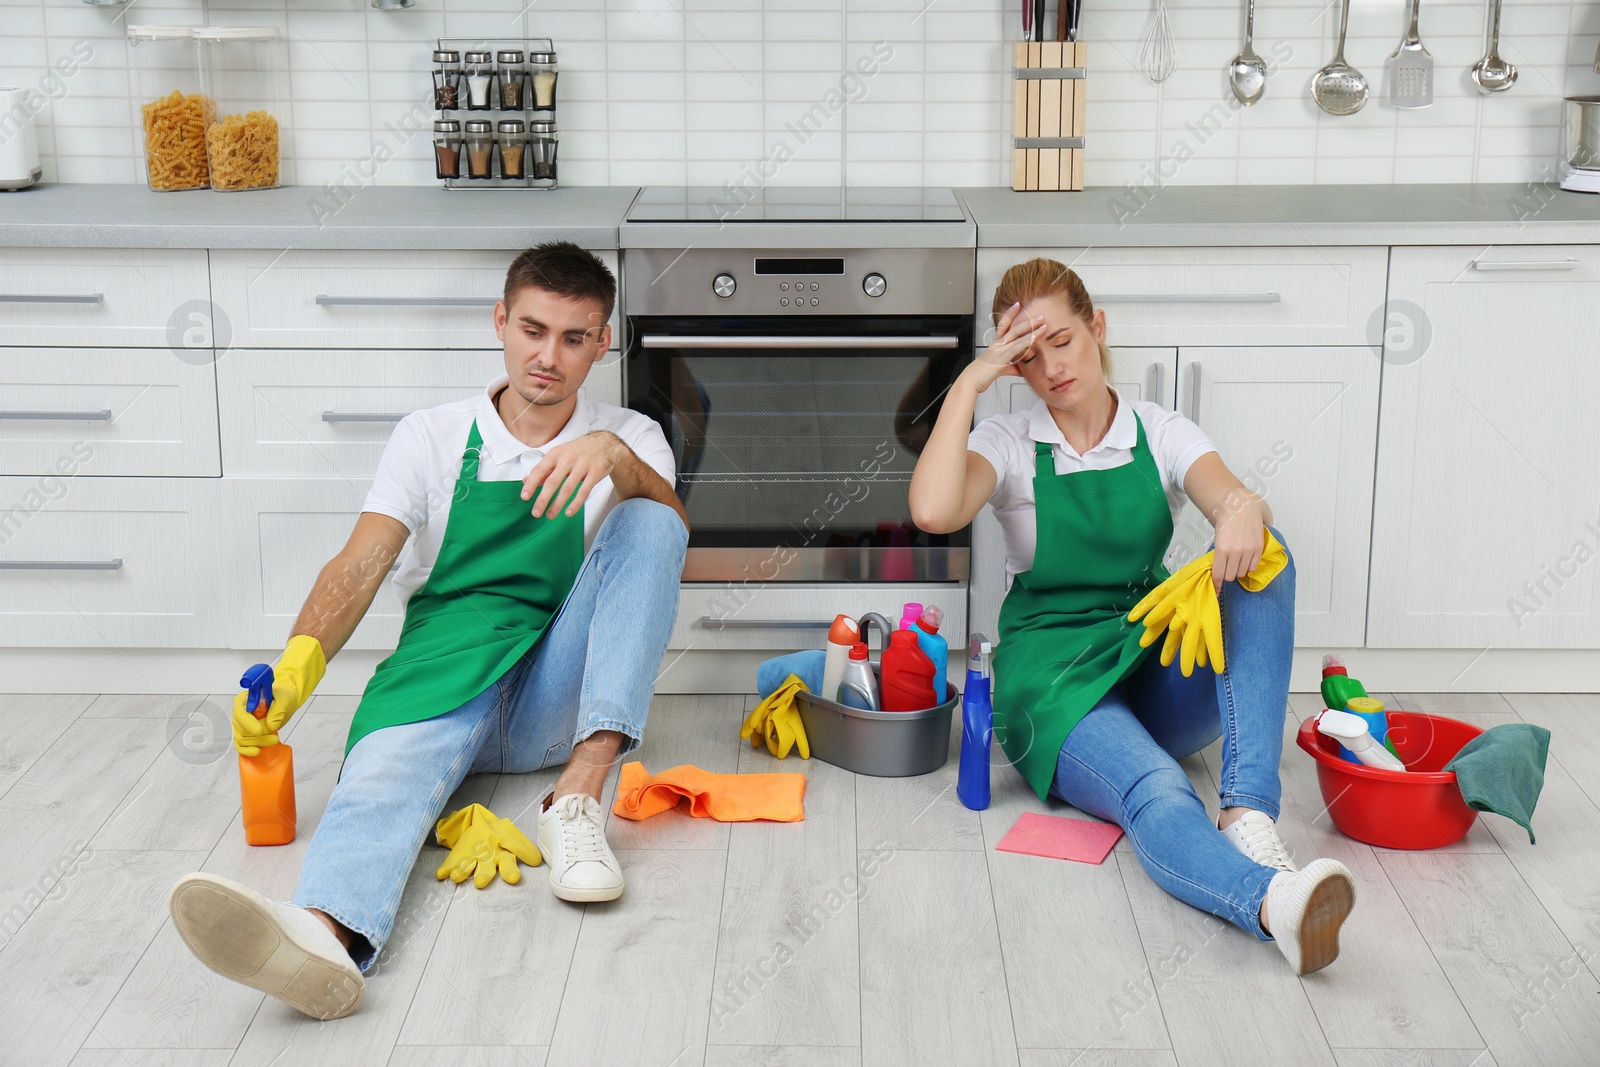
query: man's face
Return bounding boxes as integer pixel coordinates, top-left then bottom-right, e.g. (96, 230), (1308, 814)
(493, 285), (612, 407)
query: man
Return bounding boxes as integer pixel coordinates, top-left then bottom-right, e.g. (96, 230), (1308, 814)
(167, 242), (688, 1019)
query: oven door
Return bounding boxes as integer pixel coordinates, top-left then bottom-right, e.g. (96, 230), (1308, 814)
(626, 315), (973, 582)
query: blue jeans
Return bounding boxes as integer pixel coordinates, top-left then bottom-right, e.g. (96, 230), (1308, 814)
(1048, 525), (1295, 940)
(292, 498), (687, 972)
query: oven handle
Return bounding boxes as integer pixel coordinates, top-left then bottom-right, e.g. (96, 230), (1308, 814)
(640, 334), (961, 350)
(697, 617), (832, 630)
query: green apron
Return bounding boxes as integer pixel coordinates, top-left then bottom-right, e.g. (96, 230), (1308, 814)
(341, 417), (583, 767)
(993, 408), (1175, 800)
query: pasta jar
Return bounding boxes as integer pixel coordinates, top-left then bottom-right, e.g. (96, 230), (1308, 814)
(195, 26), (285, 192)
(529, 50), (558, 112)
(128, 25), (209, 191)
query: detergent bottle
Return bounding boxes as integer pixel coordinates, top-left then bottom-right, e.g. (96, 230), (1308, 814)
(822, 613), (859, 708)
(238, 663), (297, 845)
(898, 602), (924, 632)
(1320, 654), (1395, 763)
(911, 605), (949, 699)
(837, 642), (880, 711)
(958, 633), (994, 811)
(881, 628), (938, 712)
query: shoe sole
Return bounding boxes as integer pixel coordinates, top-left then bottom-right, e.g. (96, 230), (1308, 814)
(547, 873), (624, 903)
(168, 873), (364, 1020)
(1295, 869), (1355, 975)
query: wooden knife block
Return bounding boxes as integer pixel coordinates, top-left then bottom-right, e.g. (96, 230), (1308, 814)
(1012, 42), (1086, 191)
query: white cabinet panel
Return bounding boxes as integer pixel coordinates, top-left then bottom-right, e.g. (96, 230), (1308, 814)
(0, 478), (225, 647)
(220, 479), (405, 650)
(0, 248), (211, 347)
(672, 583), (966, 652)
(0, 347), (220, 477)
(1171, 346), (1379, 648)
(209, 248), (621, 350)
(1369, 245), (1600, 648)
(975, 246), (1388, 347)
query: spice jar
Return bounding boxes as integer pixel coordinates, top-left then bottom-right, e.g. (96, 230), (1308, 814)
(496, 49), (526, 110)
(529, 50), (558, 112)
(496, 119), (527, 181)
(463, 50), (495, 111)
(529, 116), (558, 188)
(128, 24), (209, 191)
(194, 26), (284, 192)
(432, 49), (461, 110)
(433, 119), (462, 180)
(464, 119), (494, 179)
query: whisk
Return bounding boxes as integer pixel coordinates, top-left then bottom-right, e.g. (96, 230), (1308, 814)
(1140, 0), (1177, 83)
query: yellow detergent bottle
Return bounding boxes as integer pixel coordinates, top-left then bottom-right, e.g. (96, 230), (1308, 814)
(238, 663), (297, 845)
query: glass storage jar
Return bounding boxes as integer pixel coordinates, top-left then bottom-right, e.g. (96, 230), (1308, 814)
(496, 119), (527, 181)
(128, 24), (209, 191)
(529, 50), (558, 112)
(529, 116), (558, 188)
(496, 49), (526, 110)
(194, 26), (284, 191)
(432, 49), (461, 110)
(433, 119), (462, 179)
(464, 119), (494, 179)
(463, 51), (495, 110)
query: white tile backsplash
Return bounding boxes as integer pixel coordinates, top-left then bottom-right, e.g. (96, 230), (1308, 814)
(4, 0), (1598, 189)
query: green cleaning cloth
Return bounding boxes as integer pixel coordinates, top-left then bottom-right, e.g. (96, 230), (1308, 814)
(1444, 723), (1552, 844)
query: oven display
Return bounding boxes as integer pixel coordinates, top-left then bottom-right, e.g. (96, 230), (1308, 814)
(753, 258), (845, 275)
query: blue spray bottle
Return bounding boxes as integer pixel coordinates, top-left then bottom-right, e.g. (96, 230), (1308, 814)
(957, 633), (993, 811)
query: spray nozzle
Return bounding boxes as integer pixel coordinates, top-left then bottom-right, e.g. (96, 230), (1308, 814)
(967, 633), (992, 677)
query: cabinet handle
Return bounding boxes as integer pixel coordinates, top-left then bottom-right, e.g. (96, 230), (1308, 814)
(1470, 259), (1581, 272)
(1183, 362), (1203, 423)
(0, 409), (113, 421)
(0, 559), (123, 571)
(697, 617), (832, 630)
(1146, 363), (1166, 409)
(314, 296), (500, 307)
(643, 334), (960, 350)
(0, 293), (104, 304)
(322, 411), (409, 423)
(1095, 292), (1280, 304)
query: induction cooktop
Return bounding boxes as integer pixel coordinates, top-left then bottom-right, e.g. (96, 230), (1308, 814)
(626, 185), (966, 223)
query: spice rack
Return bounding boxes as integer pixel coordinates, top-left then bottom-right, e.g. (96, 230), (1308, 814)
(431, 36), (558, 189)
(1011, 42), (1086, 191)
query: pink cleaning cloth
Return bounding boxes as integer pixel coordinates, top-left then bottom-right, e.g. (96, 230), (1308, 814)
(996, 811), (1123, 864)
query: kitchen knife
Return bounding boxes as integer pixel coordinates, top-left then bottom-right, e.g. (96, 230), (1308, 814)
(1068, 0), (1082, 43)
(1022, 0), (1031, 40)
(1036, 0), (1045, 41)
(1057, 0), (1067, 41)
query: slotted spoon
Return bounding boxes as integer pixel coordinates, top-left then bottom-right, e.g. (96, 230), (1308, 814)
(1312, 0), (1369, 115)
(1387, 0), (1433, 108)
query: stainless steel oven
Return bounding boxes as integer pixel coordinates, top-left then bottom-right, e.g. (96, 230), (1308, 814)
(621, 187), (976, 585)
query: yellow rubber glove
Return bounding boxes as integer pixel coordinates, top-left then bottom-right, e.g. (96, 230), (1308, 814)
(434, 803), (542, 888)
(1237, 529), (1288, 592)
(231, 635), (328, 756)
(1128, 554), (1212, 645)
(741, 674), (810, 759)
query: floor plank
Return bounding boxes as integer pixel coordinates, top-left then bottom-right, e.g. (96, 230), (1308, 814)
(859, 849), (1019, 1067)
(855, 712), (983, 852)
(1330, 1051), (1500, 1067)
(704, 1048), (861, 1067)
(0, 693), (92, 800)
(388, 1046), (546, 1067)
(1018, 1053), (1181, 1067)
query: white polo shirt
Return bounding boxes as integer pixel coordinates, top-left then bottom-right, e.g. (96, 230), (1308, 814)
(967, 386), (1217, 580)
(362, 375), (675, 607)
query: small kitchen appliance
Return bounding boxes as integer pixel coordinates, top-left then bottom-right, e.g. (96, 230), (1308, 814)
(0, 88), (43, 190)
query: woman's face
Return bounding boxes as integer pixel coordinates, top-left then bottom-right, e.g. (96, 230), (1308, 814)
(1012, 292), (1108, 411)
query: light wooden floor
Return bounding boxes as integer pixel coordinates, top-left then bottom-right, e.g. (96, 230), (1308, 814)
(2, 689), (1599, 1066)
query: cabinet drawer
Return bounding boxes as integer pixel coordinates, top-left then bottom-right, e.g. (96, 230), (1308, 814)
(975, 246), (1388, 347)
(210, 248), (622, 350)
(0, 478), (225, 647)
(217, 349), (504, 477)
(671, 583), (967, 651)
(0, 348), (220, 477)
(0, 248), (210, 347)
(220, 479), (405, 650)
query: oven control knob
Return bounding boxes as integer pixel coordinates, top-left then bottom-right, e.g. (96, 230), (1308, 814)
(712, 273), (737, 298)
(862, 272), (887, 298)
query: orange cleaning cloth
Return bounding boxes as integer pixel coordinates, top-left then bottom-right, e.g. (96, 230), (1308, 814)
(611, 762), (806, 823)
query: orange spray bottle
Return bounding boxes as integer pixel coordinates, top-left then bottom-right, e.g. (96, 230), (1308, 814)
(238, 663), (297, 845)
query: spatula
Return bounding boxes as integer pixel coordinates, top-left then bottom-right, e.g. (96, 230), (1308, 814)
(1387, 0), (1433, 109)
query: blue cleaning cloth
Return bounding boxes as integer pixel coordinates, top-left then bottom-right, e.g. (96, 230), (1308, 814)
(757, 650), (825, 700)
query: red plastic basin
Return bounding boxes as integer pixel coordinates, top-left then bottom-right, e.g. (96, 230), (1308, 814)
(1295, 711), (1484, 850)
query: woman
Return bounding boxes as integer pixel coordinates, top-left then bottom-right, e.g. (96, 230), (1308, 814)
(909, 259), (1355, 974)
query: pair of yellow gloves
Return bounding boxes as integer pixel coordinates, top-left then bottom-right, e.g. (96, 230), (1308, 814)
(433, 803), (542, 888)
(1126, 528), (1288, 677)
(740, 673), (810, 760)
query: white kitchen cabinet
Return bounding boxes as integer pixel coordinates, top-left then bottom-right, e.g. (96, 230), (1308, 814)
(974, 246), (1388, 348)
(216, 349), (503, 478)
(0, 347), (220, 477)
(0, 248), (210, 347)
(672, 582), (966, 653)
(967, 347), (1176, 646)
(220, 479), (405, 650)
(1172, 346), (1380, 648)
(209, 248), (622, 351)
(1368, 245), (1600, 648)
(0, 478), (225, 647)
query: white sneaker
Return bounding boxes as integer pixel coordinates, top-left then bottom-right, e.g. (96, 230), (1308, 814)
(1221, 810), (1298, 872)
(168, 872), (364, 1019)
(1264, 858), (1356, 975)
(537, 793), (625, 903)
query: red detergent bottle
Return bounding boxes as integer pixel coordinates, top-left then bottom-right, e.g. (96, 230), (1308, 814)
(880, 628), (938, 712)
